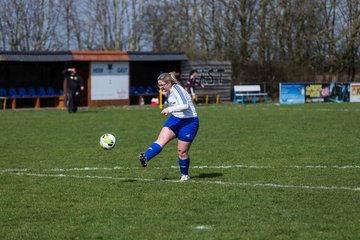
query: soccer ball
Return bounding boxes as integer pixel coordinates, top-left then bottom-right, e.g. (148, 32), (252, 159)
(99, 133), (116, 150)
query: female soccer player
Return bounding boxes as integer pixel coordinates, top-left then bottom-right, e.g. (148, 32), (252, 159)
(139, 72), (199, 181)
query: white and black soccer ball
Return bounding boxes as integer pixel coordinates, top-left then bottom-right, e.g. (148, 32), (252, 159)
(99, 133), (116, 150)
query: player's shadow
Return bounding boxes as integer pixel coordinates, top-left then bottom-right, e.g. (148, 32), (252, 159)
(160, 173), (223, 181)
(192, 173), (223, 179)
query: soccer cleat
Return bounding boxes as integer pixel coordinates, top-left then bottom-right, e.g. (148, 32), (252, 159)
(139, 152), (148, 167)
(180, 175), (190, 181)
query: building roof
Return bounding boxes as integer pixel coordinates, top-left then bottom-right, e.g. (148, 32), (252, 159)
(0, 50), (187, 62)
(0, 51), (73, 62)
(71, 50), (129, 61)
(127, 51), (188, 61)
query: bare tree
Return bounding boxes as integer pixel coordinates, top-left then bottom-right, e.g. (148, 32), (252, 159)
(127, 0), (146, 51)
(184, 0), (199, 58)
(340, 0), (360, 81)
(142, 1), (167, 51)
(0, 0), (358, 85)
(0, 0), (61, 51)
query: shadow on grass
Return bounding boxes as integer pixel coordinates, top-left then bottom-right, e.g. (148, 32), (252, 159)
(192, 173), (223, 179)
(160, 173), (223, 181)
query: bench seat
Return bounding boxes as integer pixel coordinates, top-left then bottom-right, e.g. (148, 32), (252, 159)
(233, 85), (268, 104)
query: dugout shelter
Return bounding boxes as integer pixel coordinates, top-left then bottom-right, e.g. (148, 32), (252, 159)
(0, 51), (187, 109)
(0, 51), (232, 109)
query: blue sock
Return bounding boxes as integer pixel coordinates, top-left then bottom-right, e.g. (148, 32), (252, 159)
(179, 157), (190, 175)
(145, 142), (163, 161)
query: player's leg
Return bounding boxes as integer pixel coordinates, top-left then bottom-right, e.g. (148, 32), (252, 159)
(67, 90), (74, 113)
(177, 118), (199, 181)
(139, 127), (176, 167)
(178, 140), (192, 181)
(148, 127), (176, 159)
(73, 92), (79, 112)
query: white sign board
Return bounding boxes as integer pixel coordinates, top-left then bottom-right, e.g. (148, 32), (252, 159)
(350, 83), (360, 102)
(91, 62), (129, 100)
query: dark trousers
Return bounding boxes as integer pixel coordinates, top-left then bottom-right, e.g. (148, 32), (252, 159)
(66, 90), (79, 113)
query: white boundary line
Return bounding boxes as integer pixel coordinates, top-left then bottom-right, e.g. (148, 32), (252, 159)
(2, 164), (359, 173)
(9, 172), (155, 182)
(190, 165), (360, 169)
(3, 171), (360, 192)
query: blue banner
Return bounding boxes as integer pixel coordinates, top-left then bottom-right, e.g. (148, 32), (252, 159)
(279, 83), (305, 104)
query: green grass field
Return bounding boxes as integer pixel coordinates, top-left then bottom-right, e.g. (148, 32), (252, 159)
(1, 103), (359, 239)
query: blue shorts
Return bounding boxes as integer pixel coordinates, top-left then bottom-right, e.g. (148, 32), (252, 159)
(164, 115), (199, 142)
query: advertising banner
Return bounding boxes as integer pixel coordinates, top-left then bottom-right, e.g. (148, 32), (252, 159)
(305, 83), (350, 103)
(350, 83), (360, 102)
(279, 83), (305, 104)
(327, 83), (350, 103)
(305, 84), (327, 103)
(91, 62), (129, 100)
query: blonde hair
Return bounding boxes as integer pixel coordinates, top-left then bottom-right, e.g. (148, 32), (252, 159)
(157, 71), (180, 85)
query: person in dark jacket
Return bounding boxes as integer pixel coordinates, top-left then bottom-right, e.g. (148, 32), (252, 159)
(62, 68), (84, 113)
(187, 69), (204, 101)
